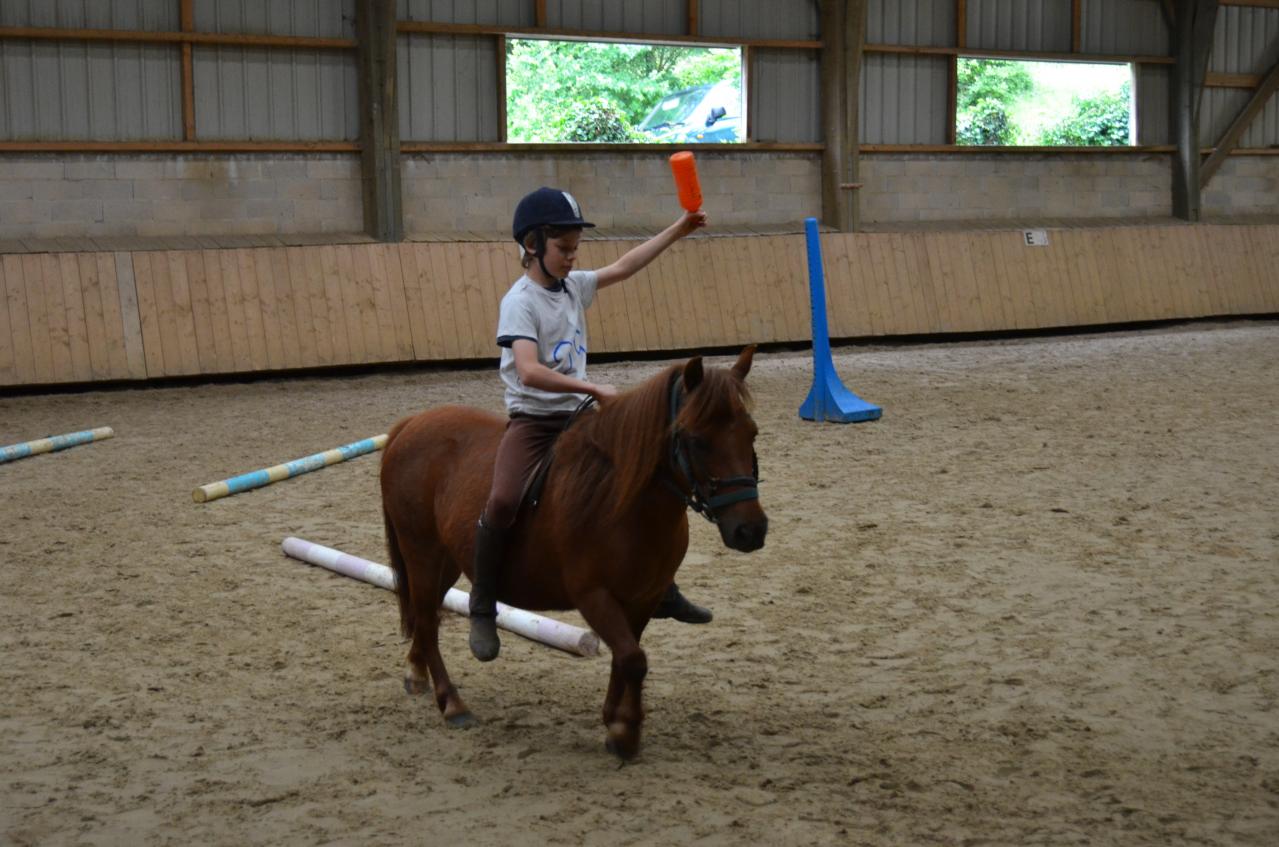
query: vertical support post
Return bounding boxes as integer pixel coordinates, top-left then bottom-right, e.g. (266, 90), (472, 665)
(798, 217), (881, 424)
(742, 45), (754, 142)
(1071, 0), (1082, 53)
(356, 0), (403, 242)
(180, 0), (195, 141)
(687, 0), (699, 37)
(798, 217), (879, 424)
(496, 35), (508, 142)
(820, 0), (866, 233)
(946, 56), (958, 144)
(535, 0), (547, 28)
(1171, 0), (1219, 221)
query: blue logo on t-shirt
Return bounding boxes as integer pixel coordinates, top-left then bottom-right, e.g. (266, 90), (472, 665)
(552, 328), (587, 371)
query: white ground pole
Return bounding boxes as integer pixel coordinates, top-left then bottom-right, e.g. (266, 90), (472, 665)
(281, 537), (601, 658)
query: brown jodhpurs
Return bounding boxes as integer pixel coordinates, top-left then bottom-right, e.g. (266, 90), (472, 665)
(481, 412), (572, 530)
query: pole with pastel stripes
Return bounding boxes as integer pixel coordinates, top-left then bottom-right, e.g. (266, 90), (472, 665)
(1, 427), (115, 464)
(193, 434), (388, 503)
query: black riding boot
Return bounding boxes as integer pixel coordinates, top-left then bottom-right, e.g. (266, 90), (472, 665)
(469, 519), (505, 661)
(653, 582), (713, 624)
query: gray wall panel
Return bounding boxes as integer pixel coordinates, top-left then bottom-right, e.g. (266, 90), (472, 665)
(860, 54), (948, 145)
(1212, 7), (1279, 73)
(700, 0), (818, 41)
(193, 47), (358, 140)
(0, 39), (179, 140)
(1134, 63), (1170, 145)
(1080, 0), (1170, 56)
(967, 0), (1071, 53)
(195, 0), (357, 38)
(750, 49), (819, 143)
(399, 34), (499, 142)
(868, 0), (955, 47)
(1200, 88), (1279, 149)
(398, 0), (533, 27)
(0, 0), (177, 29)
(1243, 95), (1278, 148)
(549, 0), (685, 35)
(1200, 88), (1250, 147)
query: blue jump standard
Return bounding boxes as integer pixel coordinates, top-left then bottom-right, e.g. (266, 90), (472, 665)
(798, 217), (882, 424)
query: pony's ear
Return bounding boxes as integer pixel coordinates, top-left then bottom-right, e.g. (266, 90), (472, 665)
(683, 356), (704, 391)
(732, 345), (757, 380)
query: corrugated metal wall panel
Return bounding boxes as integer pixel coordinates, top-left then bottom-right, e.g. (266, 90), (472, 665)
(1079, 0), (1170, 56)
(399, 35), (499, 142)
(1242, 95), (1279, 148)
(1212, 7), (1279, 73)
(548, 0), (686, 36)
(1134, 63), (1170, 145)
(1200, 88), (1250, 147)
(195, 0), (356, 38)
(749, 50), (820, 143)
(860, 53), (949, 145)
(397, 0), (533, 27)
(868, 0), (955, 48)
(700, 0), (818, 41)
(967, 0), (1071, 53)
(193, 47), (359, 140)
(0, 39), (180, 140)
(0, 0), (177, 29)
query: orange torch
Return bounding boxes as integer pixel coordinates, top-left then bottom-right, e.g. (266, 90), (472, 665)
(668, 151), (703, 212)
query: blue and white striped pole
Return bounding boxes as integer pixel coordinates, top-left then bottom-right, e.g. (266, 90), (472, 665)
(193, 434), (388, 503)
(0, 427), (115, 464)
(798, 217), (882, 423)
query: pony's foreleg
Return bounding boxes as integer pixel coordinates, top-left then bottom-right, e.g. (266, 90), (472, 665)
(576, 589), (648, 760)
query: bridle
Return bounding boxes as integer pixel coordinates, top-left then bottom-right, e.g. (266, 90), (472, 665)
(664, 374), (760, 524)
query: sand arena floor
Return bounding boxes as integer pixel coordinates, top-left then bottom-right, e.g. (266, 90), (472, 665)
(1, 321), (1277, 846)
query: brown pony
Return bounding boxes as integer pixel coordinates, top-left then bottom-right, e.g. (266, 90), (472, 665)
(380, 346), (767, 758)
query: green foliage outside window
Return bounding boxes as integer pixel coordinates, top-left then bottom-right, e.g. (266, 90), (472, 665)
(505, 39), (740, 143)
(1038, 83), (1131, 146)
(956, 58), (1132, 147)
(956, 59), (1033, 145)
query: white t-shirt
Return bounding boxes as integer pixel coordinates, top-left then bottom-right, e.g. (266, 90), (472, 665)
(496, 270), (599, 415)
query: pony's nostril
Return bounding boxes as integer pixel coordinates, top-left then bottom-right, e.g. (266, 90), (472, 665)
(734, 520), (766, 550)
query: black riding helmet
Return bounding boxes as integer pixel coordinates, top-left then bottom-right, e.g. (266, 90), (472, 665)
(512, 187), (595, 282)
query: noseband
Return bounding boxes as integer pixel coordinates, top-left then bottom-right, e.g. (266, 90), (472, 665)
(665, 374), (760, 524)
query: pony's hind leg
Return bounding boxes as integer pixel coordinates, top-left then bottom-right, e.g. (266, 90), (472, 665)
(402, 546), (472, 727)
(405, 608), (473, 727)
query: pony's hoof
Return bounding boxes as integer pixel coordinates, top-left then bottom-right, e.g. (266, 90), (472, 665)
(403, 676), (431, 696)
(445, 711), (476, 729)
(605, 723), (640, 760)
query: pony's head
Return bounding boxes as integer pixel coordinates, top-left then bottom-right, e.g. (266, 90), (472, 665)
(670, 346), (768, 552)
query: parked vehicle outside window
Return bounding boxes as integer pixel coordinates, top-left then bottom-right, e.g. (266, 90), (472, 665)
(639, 81), (742, 143)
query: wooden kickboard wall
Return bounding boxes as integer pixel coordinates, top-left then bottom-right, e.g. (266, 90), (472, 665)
(1, 224), (1275, 387)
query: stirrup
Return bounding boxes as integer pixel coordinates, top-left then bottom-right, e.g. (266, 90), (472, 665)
(653, 585), (713, 624)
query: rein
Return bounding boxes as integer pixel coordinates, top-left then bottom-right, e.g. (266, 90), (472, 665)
(664, 374), (760, 524)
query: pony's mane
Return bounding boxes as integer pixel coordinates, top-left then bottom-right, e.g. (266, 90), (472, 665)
(554, 361), (752, 527)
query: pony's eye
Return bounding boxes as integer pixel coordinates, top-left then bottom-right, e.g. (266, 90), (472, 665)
(686, 435), (709, 452)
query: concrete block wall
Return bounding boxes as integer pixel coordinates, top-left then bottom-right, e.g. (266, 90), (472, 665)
(401, 152), (824, 234)
(860, 154), (1177, 223)
(1, 150), (1270, 241)
(0, 154), (364, 239)
(1202, 156), (1279, 217)
(861, 154), (1279, 223)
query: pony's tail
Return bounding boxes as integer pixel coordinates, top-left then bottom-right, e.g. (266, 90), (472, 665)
(382, 420), (414, 639)
(384, 505), (414, 639)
